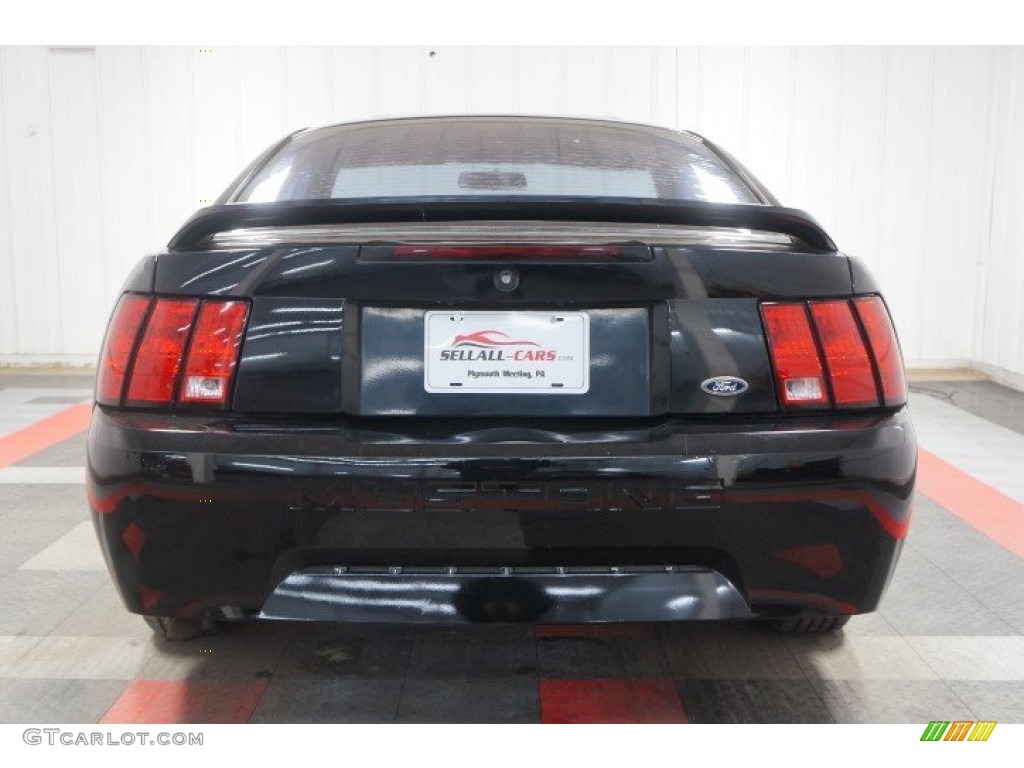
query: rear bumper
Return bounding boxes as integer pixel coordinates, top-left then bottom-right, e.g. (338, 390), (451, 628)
(86, 408), (916, 622)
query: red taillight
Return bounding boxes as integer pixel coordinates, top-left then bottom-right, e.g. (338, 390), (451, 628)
(809, 301), (878, 407)
(180, 301), (249, 406)
(762, 297), (906, 410)
(125, 299), (198, 405)
(761, 303), (828, 407)
(853, 296), (907, 406)
(100, 295), (250, 409)
(96, 295), (151, 405)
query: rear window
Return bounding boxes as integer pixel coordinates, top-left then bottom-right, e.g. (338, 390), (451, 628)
(235, 118), (760, 205)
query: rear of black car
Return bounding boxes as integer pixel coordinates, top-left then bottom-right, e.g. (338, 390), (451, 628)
(87, 117), (916, 632)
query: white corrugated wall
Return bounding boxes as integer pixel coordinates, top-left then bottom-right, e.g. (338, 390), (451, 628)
(0, 45), (1022, 383)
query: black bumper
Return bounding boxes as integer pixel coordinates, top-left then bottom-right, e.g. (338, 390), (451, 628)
(86, 408), (916, 622)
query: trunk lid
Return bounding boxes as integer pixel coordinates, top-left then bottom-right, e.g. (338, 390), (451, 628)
(147, 222), (857, 417)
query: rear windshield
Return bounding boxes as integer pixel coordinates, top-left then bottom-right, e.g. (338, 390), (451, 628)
(234, 118), (760, 205)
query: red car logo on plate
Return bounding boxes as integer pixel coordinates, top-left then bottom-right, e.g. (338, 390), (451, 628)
(451, 330), (540, 348)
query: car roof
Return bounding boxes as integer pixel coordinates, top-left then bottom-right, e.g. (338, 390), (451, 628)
(296, 114), (706, 143)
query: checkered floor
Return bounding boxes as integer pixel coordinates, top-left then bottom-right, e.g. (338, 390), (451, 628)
(1, 371), (1022, 724)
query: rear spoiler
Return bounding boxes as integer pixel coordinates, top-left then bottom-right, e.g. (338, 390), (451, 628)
(167, 197), (838, 253)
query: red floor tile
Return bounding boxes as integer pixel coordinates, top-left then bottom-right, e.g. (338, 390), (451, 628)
(918, 448), (1024, 559)
(540, 678), (688, 724)
(0, 402), (91, 468)
(100, 679), (268, 724)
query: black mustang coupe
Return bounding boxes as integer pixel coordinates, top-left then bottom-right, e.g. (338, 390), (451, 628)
(87, 116), (916, 639)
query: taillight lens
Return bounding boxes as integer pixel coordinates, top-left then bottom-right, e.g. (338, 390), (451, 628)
(809, 301), (878, 407)
(761, 303), (828, 407)
(96, 295), (151, 405)
(762, 296), (906, 410)
(125, 299), (198, 405)
(180, 301), (249, 406)
(97, 294), (250, 409)
(853, 296), (907, 406)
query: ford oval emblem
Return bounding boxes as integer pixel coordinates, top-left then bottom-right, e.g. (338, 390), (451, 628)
(701, 376), (749, 397)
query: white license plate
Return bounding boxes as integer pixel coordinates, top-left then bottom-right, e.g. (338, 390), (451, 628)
(424, 311), (590, 394)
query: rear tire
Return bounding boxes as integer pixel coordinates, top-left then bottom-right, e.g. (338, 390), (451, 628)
(765, 615), (850, 634)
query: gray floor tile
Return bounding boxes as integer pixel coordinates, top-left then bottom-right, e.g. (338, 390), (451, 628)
(0, 485), (90, 574)
(19, 520), (106, 572)
(840, 610), (899, 636)
(7, 635), (154, 680)
(396, 678), (539, 723)
(911, 381), (1024, 438)
(25, 395), (91, 405)
(660, 622), (805, 679)
(812, 679), (973, 724)
(947, 680), (1024, 723)
(880, 545), (1017, 636)
(0, 375), (95, 389)
(0, 519), (83, 575)
(0, 636), (45, 674)
(787, 635), (939, 680)
(910, 390), (1024, 504)
(250, 679), (403, 723)
(0, 484), (91, 532)
(51, 582), (148, 638)
(16, 433), (86, 467)
(0, 467), (84, 484)
(139, 621), (293, 680)
(0, 678), (126, 723)
(0, 571), (106, 635)
(901, 496), (1024, 633)
(909, 495), (1019, 568)
(537, 626), (669, 679)
(406, 625), (537, 679)
(905, 636), (1024, 680)
(675, 679), (833, 723)
(274, 623), (416, 680)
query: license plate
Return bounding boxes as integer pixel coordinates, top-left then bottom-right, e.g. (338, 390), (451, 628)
(424, 311), (590, 394)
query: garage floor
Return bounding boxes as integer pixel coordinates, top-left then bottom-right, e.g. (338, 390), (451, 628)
(1, 372), (1022, 724)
